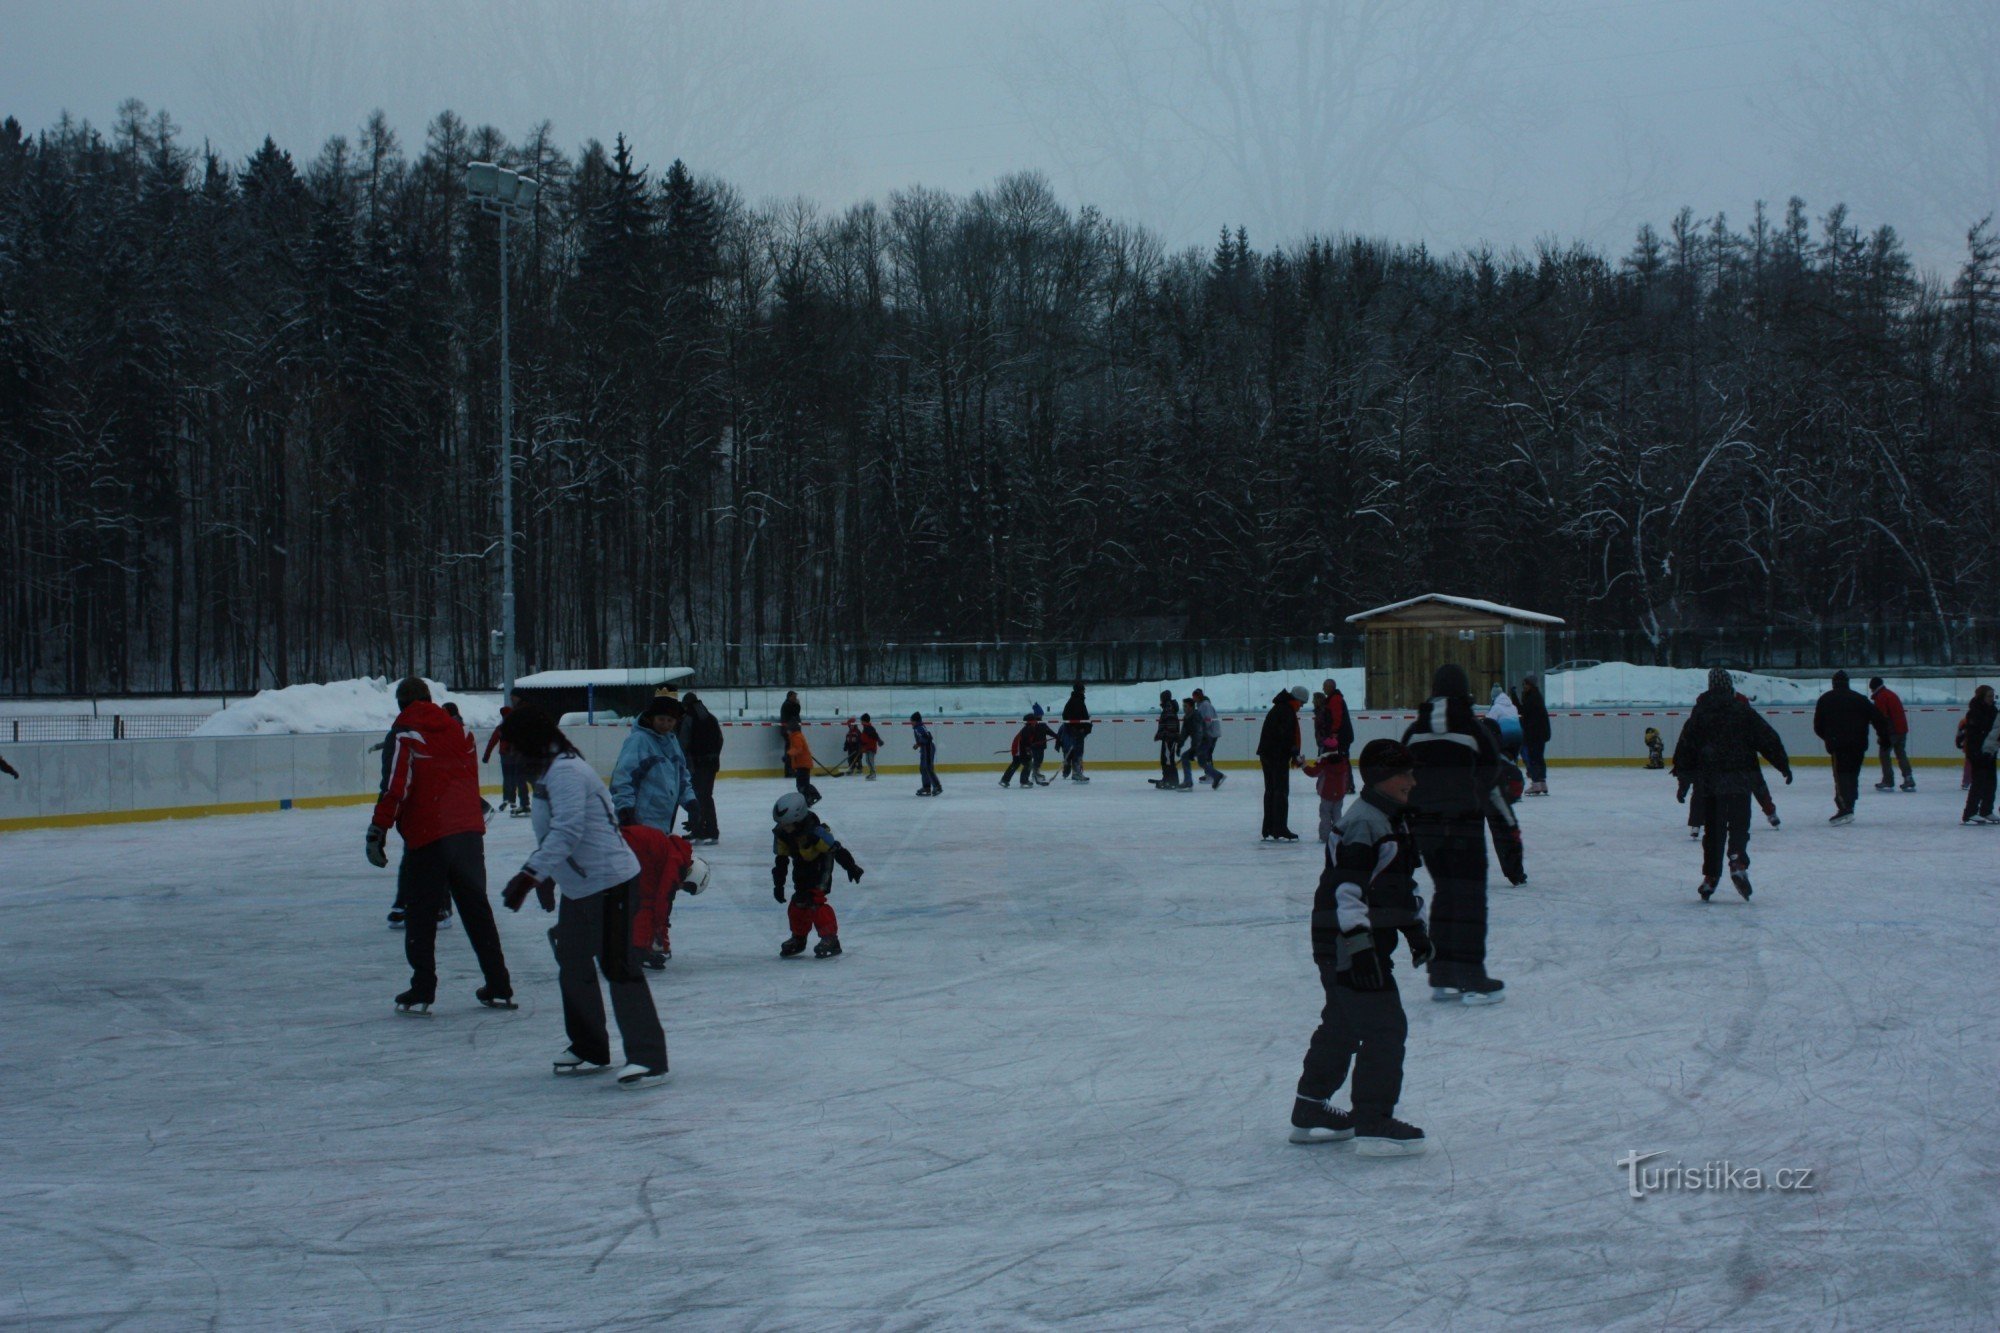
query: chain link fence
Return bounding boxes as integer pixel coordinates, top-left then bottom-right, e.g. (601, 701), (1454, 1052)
(0, 715), (211, 743)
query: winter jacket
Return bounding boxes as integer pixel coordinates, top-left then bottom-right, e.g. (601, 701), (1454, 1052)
(622, 823), (694, 949)
(1312, 787), (1424, 972)
(482, 705), (513, 762)
(1672, 687), (1792, 797)
(1015, 721), (1057, 755)
(1961, 695), (1997, 757)
(1871, 687), (1909, 738)
(1813, 682), (1886, 754)
(1153, 702), (1181, 744)
(779, 696), (802, 730)
(1312, 753), (1353, 802)
(860, 723), (883, 754)
(1519, 684), (1552, 746)
(1196, 698), (1221, 740)
(1400, 693), (1500, 821)
(784, 729), (815, 772)
(1320, 692), (1355, 756)
(1256, 694), (1302, 760)
(680, 699), (724, 768)
(526, 753), (643, 898)
(1485, 691), (1524, 748)
(843, 724), (864, 756)
(911, 721), (936, 760)
(609, 719), (698, 832)
(1062, 691), (1091, 726)
(370, 701), (485, 849)
(773, 818), (860, 897)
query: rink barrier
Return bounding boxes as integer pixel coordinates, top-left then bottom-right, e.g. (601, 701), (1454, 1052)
(0, 706), (1968, 831)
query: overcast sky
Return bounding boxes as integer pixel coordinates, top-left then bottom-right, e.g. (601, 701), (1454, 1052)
(4, 0), (1994, 274)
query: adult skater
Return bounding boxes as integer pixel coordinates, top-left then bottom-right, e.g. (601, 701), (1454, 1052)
(365, 677), (512, 1014)
(1673, 668), (1792, 899)
(1060, 684), (1092, 780)
(1152, 690), (1181, 788)
(1192, 688), (1225, 789)
(1869, 678), (1915, 792)
(481, 690), (532, 816)
(1257, 686), (1308, 840)
(679, 691), (723, 844)
(496, 708), (667, 1087)
(611, 693), (698, 837)
(779, 690), (802, 731)
(1400, 664), (1503, 1004)
(1518, 674), (1551, 795)
(1812, 671), (1885, 824)
(1961, 685), (1997, 824)
(910, 711), (943, 796)
(1288, 738), (1431, 1156)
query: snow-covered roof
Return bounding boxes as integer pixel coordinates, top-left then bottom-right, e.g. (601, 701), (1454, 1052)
(1346, 595), (1565, 626)
(513, 667), (694, 689)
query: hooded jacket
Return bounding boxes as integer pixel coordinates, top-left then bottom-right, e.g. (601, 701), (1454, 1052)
(1869, 686), (1909, 738)
(679, 696), (724, 766)
(1257, 691), (1303, 760)
(1399, 665), (1500, 820)
(370, 700), (485, 849)
(1672, 686), (1792, 796)
(1518, 681), (1552, 746)
(1813, 677), (1886, 754)
(527, 753), (642, 898)
(610, 718), (698, 832)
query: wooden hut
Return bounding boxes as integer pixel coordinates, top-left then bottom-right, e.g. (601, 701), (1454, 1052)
(1346, 596), (1564, 709)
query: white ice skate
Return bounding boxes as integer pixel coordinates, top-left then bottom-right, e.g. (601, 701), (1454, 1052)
(616, 1063), (666, 1090)
(553, 1048), (611, 1076)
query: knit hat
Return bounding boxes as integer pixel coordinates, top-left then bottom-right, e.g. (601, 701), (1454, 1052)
(1430, 664), (1471, 701)
(1288, 685), (1309, 704)
(1358, 739), (1415, 787)
(1708, 667), (1733, 693)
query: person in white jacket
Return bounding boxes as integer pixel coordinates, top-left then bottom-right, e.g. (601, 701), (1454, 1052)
(497, 709), (667, 1089)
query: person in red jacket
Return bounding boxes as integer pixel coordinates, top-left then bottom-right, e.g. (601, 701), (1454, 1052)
(623, 823), (710, 968)
(482, 691), (533, 815)
(366, 677), (513, 1014)
(858, 713), (883, 781)
(1869, 677), (1915, 792)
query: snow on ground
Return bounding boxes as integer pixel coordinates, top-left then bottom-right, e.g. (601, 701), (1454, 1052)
(1542, 663), (1965, 707)
(3, 770), (1993, 1327)
(191, 676), (504, 736)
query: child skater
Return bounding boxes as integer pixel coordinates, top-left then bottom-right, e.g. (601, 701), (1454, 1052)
(1289, 739), (1432, 1156)
(623, 823), (710, 968)
(859, 714), (883, 780)
(771, 791), (865, 957)
(911, 712), (942, 796)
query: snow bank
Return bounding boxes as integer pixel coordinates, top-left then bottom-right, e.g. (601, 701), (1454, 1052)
(191, 677), (502, 736)
(1542, 663), (1964, 707)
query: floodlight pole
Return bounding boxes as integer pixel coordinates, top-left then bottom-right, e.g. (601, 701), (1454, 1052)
(498, 205), (515, 704)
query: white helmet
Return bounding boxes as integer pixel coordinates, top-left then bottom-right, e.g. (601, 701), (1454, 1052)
(682, 855), (711, 895)
(773, 791), (811, 829)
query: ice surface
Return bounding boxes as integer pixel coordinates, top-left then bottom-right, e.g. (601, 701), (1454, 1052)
(2, 771), (1994, 1327)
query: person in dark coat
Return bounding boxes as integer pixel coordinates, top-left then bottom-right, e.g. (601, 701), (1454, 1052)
(1257, 686), (1308, 840)
(1812, 670), (1886, 823)
(779, 691), (802, 731)
(1400, 664), (1503, 1003)
(1674, 668), (1792, 900)
(1060, 684), (1092, 781)
(679, 691), (724, 844)
(1518, 675), (1552, 795)
(1960, 685), (1997, 824)
(1152, 690), (1182, 789)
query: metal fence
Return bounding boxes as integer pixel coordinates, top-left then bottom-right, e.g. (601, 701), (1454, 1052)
(684, 637), (1363, 688)
(0, 715), (211, 743)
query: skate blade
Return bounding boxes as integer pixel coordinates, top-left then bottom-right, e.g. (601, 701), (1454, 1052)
(1288, 1126), (1355, 1144)
(395, 1004), (432, 1016)
(617, 1072), (668, 1090)
(1458, 991), (1506, 1007)
(1355, 1138), (1428, 1158)
(554, 1063), (611, 1076)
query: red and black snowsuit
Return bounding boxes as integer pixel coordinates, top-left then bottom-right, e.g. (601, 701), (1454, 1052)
(624, 823), (694, 957)
(773, 818), (862, 944)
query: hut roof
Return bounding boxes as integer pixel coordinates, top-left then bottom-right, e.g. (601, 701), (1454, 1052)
(513, 666), (694, 689)
(1346, 595), (1564, 627)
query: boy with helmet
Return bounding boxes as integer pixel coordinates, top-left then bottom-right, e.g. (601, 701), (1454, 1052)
(771, 791), (866, 958)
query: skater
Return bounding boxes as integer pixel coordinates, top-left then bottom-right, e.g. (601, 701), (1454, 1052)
(1812, 671), (1885, 824)
(1305, 743), (1353, 844)
(1870, 678), (1915, 792)
(1401, 664), (1503, 1003)
(624, 821), (709, 968)
(1673, 668), (1792, 900)
(783, 723), (822, 805)
(779, 690), (803, 731)
(1961, 685), (1997, 824)
(1193, 688), (1225, 789)
(482, 690), (532, 815)
(1288, 738), (1431, 1156)
(1060, 684), (1092, 780)
(365, 677), (513, 1014)
(1152, 690), (1181, 788)
(1025, 705), (1056, 784)
(611, 693), (698, 838)
(911, 712), (943, 795)
(859, 714), (882, 780)
(1643, 727), (1666, 769)
(1001, 712), (1056, 788)
(1519, 674), (1551, 795)
(679, 691), (723, 844)
(495, 709), (667, 1088)
(841, 718), (865, 776)
(1257, 686), (1308, 840)
(1175, 697), (1201, 790)
(1485, 685), (1523, 760)
(1480, 720), (1528, 886)
(771, 790), (865, 958)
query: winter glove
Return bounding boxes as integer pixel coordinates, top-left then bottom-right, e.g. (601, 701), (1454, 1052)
(364, 824), (388, 868)
(772, 861), (789, 902)
(502, 870), (555, 912)
(1676, 781), (1688, 804)
(1782, 769), (1793, 785)
(834, 846), (864, 883)
(1343, 932), (1387, 991)
(617, 807), (638, 827)
(0, 758), (16, 778)
(1402, 921), (1435, 969)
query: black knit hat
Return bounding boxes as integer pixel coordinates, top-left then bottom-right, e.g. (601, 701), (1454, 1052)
(1358, 738), (1415, 787)
(641, 693), (684, 723)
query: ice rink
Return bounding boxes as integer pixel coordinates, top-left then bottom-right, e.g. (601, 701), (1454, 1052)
(3, 765), (1994, 1329)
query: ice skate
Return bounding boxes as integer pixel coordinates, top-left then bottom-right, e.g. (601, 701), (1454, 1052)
(1875, 781), (1895, 791)
(475, 986), (517, 1010)
(616, 1063), (667, 1090)
(1210, 772), (1225, 791)
(1829, 811), (1854, 825)
(1767, 812), (1781, 828)
(1689, 826), (1702, 840)
(1032, 775), (1051, 787)
(1288, 1096), (1355, 1144)
(1458, 976), (1506, 1006)
(1900, 780), (1916, 792)
(1072, 774), (1089, 783)
(394, 989), (432, 1015)
(1728, 856), (1753, 900)
(1698, 876), (1717, 901)
(779, 934), (808, 958)
(641, 949), (668, 970)
(553, 1047), (610, 1076)
(1354, 1116), (1427, 1157)
(1177, 781), (1194, 791)
(813, 936), (843, 959)
(387, 908), (406, 929)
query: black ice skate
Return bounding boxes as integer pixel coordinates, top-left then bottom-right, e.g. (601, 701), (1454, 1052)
(1211, 773), (1225, 790)
(813, 936), (843, 959)
(475, 986), (517, 1010)
(1900, 780), (1916, 792)
(1698, 876), (1717, 901)
(1728, 856), (1753, 900)
(553, 1047), (610, 1076)
(1289, 1097), (1355, 1144)
(641, 949), (668, 969)
(779, 934), (808, 958)
(394, 989), (432, 1016)
(1458, 976), (1505, 1006)
(387, 908), (406, 929)
(1354, 1116), (1427, 1157)
(1767, 812), (1781, 828)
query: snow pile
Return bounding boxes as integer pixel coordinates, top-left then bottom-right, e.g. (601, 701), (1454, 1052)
(191, 677), (502, 736)
(1542, 663), (1962, 707)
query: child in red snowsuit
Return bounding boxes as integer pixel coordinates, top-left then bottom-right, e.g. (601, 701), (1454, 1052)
(624, 823), (698, 968)
(772, 800), (865, 958)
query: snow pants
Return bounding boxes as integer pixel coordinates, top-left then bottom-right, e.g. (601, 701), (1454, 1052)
(1296, 957), (1406, 1122)
(1065, 733), (1087, 777)
(1317, 795), (1347, 846)
(1830, 746), (1866, 814)
(500, 754), (528, 809)
(1698, 792), (1752, 879)
(631, 878), (679, 955)
(1413, 817), (1490, 988)
(552, 879), (666, 1070)
(1260, 756), (1293, 837)
(786, 884), (839, 941)
(791, 766), (822, 805)
(918, 750), (941, 794)
(1966, 753), (1997, 821)
(687, 761), (719, 840)
(1878, 736), (1913, 787)
(1001, 755), (1030, 786)
(399, 831), (510, 1003)
(1485, 800), (1525, 884)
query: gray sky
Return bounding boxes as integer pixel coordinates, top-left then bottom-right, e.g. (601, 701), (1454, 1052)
(4, 0), (1994, 274)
